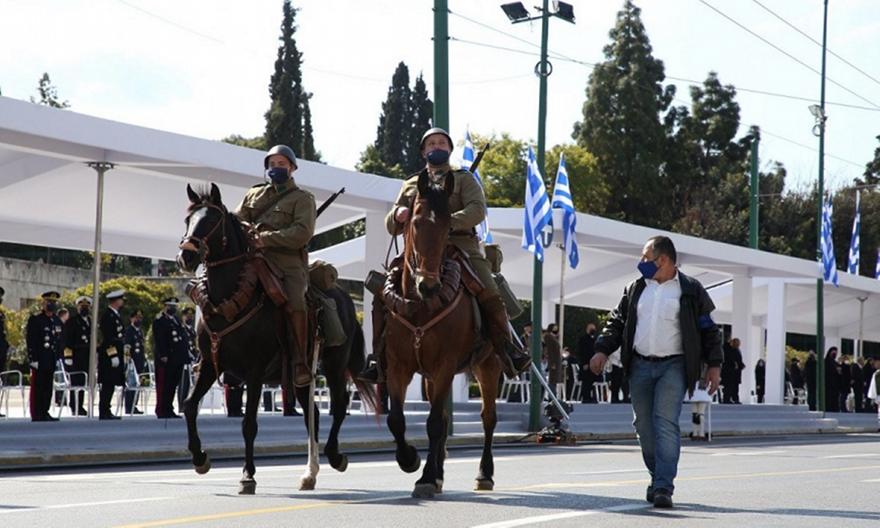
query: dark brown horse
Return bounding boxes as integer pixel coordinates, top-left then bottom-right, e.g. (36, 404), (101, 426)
(384, 171), (503, 499)
(177, 183), (377, 494)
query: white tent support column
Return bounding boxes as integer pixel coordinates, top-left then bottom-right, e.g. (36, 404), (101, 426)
(857, 296), (867, 359)
(731, 275), (755, 404)
(86, 161), (113, 419)
(361, 210), (387, 358)
(765, 280), (787, 404)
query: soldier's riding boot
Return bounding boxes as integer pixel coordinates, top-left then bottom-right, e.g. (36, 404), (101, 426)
(291, 310), (312, 387)
(358, 297), (387, 384)
(481, 293), (532, 378)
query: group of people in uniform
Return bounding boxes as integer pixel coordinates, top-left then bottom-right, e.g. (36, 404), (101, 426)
(7, 125), (532, 421)
(17, 289), (197, 421)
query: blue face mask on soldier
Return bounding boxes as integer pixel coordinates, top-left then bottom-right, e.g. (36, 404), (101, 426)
(266, 167), (289, 184)
(637, 259), (659, 280)
(425, 149), (450, 166)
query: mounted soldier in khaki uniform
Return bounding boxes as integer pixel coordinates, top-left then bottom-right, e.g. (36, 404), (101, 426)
(234, 145), (316, 386)
(359, 127), (532, 383)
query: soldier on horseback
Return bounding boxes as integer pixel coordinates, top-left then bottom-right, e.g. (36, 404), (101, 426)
(234, 144), (316, 387)
(359, 127), (532, 383)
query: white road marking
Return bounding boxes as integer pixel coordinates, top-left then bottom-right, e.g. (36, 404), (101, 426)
(469, 503), (648, 528)
(0, 496), (171, 515)
(822, 453), (879, 459)
(709, 450), (786, 457)
(862, 478), (880, 483)
(565, 468), (647, 475)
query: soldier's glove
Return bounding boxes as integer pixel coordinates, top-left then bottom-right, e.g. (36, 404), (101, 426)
(64, 359), (73, 367)
(29, 361), (39, 369)
(111, 357), (120, 368)
(124, 344), (131, 355)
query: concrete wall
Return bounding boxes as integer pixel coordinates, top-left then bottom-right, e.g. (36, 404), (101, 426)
(0, 257), (97, 308)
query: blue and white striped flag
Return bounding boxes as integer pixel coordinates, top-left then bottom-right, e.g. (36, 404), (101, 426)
(821, 197), (839, 287)
(522, 146), (552, 262)
(876, 248), (880, 280)
(551, 153), (579, 269)
(848, 191), (860, 274)
(462, 130), (492, 244)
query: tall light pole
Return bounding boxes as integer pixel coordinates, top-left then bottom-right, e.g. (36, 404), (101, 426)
(501, 0), (575, 431)
(813, 0), (829, 413)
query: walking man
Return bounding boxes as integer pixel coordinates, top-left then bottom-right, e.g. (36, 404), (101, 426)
(591, 236), (722, 508)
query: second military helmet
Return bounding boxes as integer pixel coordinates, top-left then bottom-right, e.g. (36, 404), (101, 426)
(264, 145), (298, 169)
(419, 127), (454, 153)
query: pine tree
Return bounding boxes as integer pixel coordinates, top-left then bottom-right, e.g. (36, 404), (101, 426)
(859, 135), (880, 186)
(30, 73), (70, 108)
(572, 0), (674, 227)
(264, 1), (308, 158)
(376, 62), (412, 172)
(301, 92), (321, 162)
(406, 73), (434, 174)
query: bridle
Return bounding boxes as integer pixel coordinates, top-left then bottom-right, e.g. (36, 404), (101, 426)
(405, 197), (443, 283)
(181, 202), (248, 268)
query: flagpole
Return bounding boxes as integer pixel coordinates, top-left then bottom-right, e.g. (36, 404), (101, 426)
(558, 237), (566, 361)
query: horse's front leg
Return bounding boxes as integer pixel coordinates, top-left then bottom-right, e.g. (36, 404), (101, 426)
(386, 357), (419, 475)
(238, 377), (262, 495)
(413, 378), (451, 499)
(184, 360), (216, 475)
(295, 381), (321, 491)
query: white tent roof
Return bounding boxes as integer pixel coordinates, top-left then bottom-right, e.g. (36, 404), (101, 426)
(2, 95), (878, 342)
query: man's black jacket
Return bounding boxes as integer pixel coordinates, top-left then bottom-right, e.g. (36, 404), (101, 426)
(595, 270), (723, 396)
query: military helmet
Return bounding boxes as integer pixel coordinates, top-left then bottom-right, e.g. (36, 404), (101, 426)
(264, 145), (298, 169)
(419, 127), (454, 153)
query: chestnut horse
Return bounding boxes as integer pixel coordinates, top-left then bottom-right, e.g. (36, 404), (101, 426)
(384, 171), (503, 499)
(177, 183), (377, 494)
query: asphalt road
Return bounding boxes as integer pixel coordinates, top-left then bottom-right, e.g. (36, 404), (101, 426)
(1, 434), (878, 528)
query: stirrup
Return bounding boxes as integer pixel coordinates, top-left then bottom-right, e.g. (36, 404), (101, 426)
(357, 363), (384, 384)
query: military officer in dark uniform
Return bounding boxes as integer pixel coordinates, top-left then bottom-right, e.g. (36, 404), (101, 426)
(98, 289), (126, 420)
(177, 307), (198, 410)
(153, 297), (188, 418)
(124, 310), (146, 415)
(62, 296), (92, 416)
(26, 291), (63, 421)
(0, 286), (10, 373)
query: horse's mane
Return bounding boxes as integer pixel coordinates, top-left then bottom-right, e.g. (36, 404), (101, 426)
(419, 179), (450, 219)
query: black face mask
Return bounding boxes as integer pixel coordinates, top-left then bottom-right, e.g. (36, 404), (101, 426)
(166, 306), (177, 316)
(133, 319), (142, 328)
(79, 307), (90, 317)
(184, 317), (193, 325)
(266, 166), (289, 184)
(425, 149), (451, 166)
(46, 301), (58, 313)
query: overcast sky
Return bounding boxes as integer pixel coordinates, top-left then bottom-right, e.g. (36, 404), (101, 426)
(2, 0), (878, 192)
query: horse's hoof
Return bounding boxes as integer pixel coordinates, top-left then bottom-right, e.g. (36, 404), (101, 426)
(299, 476), (316, 491)
(238, 479), (256, 495)
(397, 446), (421, 474)
(435, 479), (444, 494)
(331, 454), (349, 473)
(412, 482), (436, 499)
(474, 478), (494, 491)
(194, 454), (211, 475)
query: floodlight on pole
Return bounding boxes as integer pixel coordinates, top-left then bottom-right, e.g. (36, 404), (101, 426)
(553, 1), (575, 23)
(501, 2), (531, 22)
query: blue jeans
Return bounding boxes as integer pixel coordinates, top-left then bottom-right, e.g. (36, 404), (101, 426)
(629, 354), (687, 493)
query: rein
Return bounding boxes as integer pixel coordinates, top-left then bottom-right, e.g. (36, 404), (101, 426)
(388, 289), (463, 377)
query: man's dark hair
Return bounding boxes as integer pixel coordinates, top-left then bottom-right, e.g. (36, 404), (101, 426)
(647, 235), (677, 264)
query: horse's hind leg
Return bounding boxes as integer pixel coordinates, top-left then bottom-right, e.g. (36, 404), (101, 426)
(323, 364), (350, 472)
(184, 361), (217, 475)
(472, 356), (502, 491)
(239, 378), (262, 495)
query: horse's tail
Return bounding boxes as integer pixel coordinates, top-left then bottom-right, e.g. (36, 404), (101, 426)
(347, 322), (381, 419)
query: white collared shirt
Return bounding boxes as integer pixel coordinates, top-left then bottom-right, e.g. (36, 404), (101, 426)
(633, 271), (683, 358)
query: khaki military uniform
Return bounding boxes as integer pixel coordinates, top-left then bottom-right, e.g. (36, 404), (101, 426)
(386, 168), (498, 295)
(235, 182), (316, 311)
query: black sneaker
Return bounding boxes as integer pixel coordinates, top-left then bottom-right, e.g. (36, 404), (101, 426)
(652, 488), (673, 508)
(646, 485), (654, 503)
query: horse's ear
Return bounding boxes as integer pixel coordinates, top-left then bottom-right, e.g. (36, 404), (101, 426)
(417, 171), (428, 198)
(186, 184), (199, 204)
(444, 171), (455, 197)
(209, 183), (222, 205)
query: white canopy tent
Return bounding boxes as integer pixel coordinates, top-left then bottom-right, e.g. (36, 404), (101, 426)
(2, 95), (878, 406)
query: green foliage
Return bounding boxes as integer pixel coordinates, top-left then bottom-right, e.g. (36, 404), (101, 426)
(264, 0), (319, 162)
(858, 135), (880, 186)
(1, 305), (31, 369)
(30, 73), (69, 108)
(468, 131), (527, 207)
(572, 0), (675, 227)
(545, 144), (608, 216)
(222, 134), (267, 150)
(360, 62), (433, 178)
(61, 277), (180, 334)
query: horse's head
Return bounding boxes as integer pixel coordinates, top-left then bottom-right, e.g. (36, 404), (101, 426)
(178, 183), (229, 273)
(407, 170), (454, 299)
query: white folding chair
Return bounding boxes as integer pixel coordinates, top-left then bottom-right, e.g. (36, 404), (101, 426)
(315, 375), (330, 411)
(261, 385), (283, 414)
(567, 363), (583, 403)
(53, 362), (87, 418)
(122, 360), (152, 416)
(593, 381), (611, 404)
(499, 373), (530, 403)
(0, 370), (26, 418)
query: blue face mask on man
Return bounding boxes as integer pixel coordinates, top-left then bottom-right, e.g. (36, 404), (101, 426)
(425, 149), (450, 166)
(637, 259), (659, 280)
(266, 167), (289, 185)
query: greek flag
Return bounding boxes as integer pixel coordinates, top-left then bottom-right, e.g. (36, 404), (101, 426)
(876, 248), (880, 280)
(462, 130), (492, 243)
(522, 145), (552, 262)
(848, 191), (860, 274)
(821, 197), (839, 287)
(551, 153), (579, 269)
